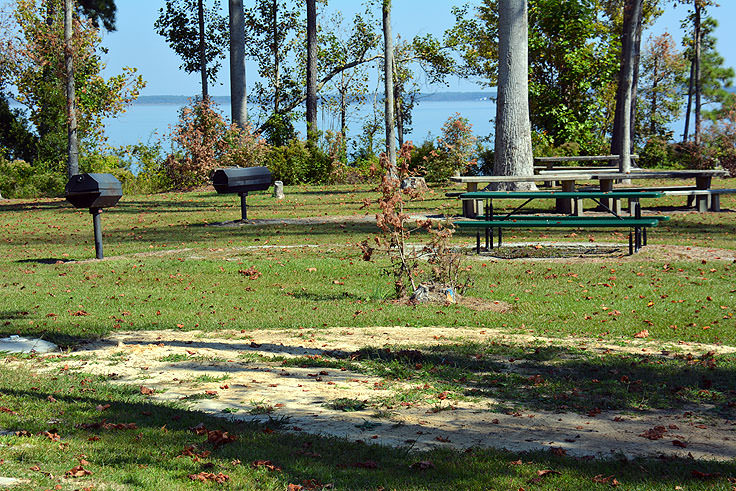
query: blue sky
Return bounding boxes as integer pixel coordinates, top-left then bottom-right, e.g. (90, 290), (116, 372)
(99, 1), (736, 97)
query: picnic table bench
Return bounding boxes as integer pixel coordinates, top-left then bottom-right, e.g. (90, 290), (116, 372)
(454, 190), (668, 255)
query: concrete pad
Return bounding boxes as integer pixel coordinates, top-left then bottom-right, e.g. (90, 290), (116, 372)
(0, 476), (29, 487)
(0, 336), (58, 354)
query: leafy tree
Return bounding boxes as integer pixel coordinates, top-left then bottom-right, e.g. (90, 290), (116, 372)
(446, 0), (623, 154)
(319, 10), (379, 140)
(637, 32), (687, 140)
(7, 0), (145, 164)
(245, 0), (302, 136)
(155, 0), (228, 100)
(681, 16), (734, 141)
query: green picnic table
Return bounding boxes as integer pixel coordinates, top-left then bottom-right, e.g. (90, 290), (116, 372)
(455, 190), (668, 254)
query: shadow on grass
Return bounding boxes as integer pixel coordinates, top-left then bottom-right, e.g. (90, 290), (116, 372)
(16, 328), (734, 418)
(348, 343), (736, 416)
(1, 366), (735, 489)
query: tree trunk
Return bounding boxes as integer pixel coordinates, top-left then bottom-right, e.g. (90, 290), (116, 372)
(612, 0), (643, 174)
(683, 58), (694, 142)
(64, 0), (79, 178)
(340, 75), (347, 138)
(228, 0), (247, 128)
(306, 0), (317, 140)
(198, 0), (208, 99)
(272, 0), (280, 115)
(650, 57), (658, 136)
(629, 11), (642, 154)
(693, 0), (702, 146)
(382, 0), (396, 170)
(493, 0), (535, 190)
(393, 59), (404, 147)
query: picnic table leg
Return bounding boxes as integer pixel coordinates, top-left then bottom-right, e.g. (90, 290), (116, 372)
(695, 176), (712, 212)
(598, 178), (621, 215)
(556, 180), (576, 214)
(463, 182), (479, 218)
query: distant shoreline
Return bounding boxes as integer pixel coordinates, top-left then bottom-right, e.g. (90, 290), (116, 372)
(130, 92), (497, 106)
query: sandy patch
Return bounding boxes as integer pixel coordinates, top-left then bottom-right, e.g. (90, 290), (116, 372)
(25, 327), (735, 461)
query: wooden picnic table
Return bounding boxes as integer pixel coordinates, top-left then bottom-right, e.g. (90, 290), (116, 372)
(451, 169), (728, 216)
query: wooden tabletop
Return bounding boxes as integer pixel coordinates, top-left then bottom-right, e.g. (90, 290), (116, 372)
(451, 174), (591, 183)
(460, 191), (664, 199)
(451, 169), (728, 183)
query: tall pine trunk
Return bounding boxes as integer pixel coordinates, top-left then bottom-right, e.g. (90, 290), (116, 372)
(272, 0), (280, 115)
(683, 59), (694, 142)
(693, 0), (702, 146)
(64, 0), (78, 178)
(612, 0), (643, 174)
(198, 0), (208, 99)
(229, 0), (248, 128)
(493, 0), (535, 190)
(306, 0), (317, 140)
(382, 0), (396, 170)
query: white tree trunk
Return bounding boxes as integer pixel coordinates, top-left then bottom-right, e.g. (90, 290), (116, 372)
(228, 0), (248, 128)
(617, 0), (643, 174)
(64, 0), (79, 178)
(494, 0), (535, 190)
(382, 0), (396, 171)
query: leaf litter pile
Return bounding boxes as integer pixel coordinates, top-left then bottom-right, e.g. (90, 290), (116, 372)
(19, 325), (736, 462)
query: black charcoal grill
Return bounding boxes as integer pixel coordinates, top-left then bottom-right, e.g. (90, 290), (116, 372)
(212, 166), (272, 220)
(65, 173), (122, 259)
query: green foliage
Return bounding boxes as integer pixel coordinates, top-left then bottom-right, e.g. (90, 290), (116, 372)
(637, 33), (687, 141)
(154, 0), (227, 92)
(0, 157), (65, 198)
(420, 114), (477, 182)
(445, 0), (655, 153)
(0, 93), (37, 161)
(77, 0), (117, 31)
(699, 102), (736, 173)
(694, 19), (736, 122)
(267, 137), (334, 185)
(113, 141), (172, 194)
(639, 136), (682, 169)
(165, 98), (268, 189)
(260, 112), (296, 147)
(245, 0), (303, 118)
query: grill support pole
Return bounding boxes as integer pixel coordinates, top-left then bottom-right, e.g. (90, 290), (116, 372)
(239, 192), (248, 220)
(90, 208), (103, 259)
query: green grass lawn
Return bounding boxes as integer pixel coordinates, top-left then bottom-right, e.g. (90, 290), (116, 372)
(1, 181), (735, 489)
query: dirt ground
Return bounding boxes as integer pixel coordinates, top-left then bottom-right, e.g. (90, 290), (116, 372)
(29, 326), (735, 462)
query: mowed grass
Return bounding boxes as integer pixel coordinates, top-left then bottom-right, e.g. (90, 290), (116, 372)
(1, 181), (736, 489)
(1, 362), (735, 490)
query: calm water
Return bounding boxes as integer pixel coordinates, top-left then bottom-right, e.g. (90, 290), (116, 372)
(102, 98), (497, 150)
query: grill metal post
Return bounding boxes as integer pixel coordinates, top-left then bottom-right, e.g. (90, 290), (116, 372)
(91, 208), (103, 259)
(239, 192), (248, 220)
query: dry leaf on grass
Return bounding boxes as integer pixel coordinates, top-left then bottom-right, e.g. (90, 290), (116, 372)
(65, 465), (92, 478)
(188, 472), (229, 483)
